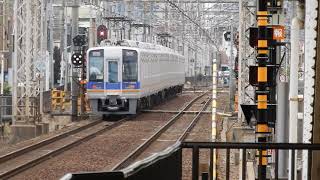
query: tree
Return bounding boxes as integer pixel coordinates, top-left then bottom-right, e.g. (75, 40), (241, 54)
(3, 82), (10, 95)
(53, 46), (61, 85)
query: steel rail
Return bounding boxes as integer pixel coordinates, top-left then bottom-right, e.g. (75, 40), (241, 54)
(112, 91), (210, 171)
(0, 118), (102, 164)
(178, 97), (212, 141)
(0, 118), (127, 179)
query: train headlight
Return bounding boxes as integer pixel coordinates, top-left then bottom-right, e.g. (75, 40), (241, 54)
(127, 85), (135, 89)
(80, 80), (87, 85)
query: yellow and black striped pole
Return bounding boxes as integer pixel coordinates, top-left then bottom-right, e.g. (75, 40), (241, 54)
(256, 1), (270, 179)
(212, 58), (217, 180)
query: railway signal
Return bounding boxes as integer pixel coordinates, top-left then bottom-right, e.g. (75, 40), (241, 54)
(97, 25), (108, 44)
(71, 53), (84, 66)
(73, 35), (86, 47)
(224, 32), (231, 41)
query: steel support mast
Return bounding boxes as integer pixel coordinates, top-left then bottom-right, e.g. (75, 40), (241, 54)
(13, 0), (46, 123)
(238, 0), (256, 122)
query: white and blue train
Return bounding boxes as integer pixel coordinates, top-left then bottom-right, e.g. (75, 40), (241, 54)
(87, 40), (185, 115)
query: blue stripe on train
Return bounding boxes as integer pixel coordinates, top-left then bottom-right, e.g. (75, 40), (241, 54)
(106, 83), (121, 89)
(87, 81), (140, 90)
(122, 82), (140, 89)
(87, 82), (104, 89)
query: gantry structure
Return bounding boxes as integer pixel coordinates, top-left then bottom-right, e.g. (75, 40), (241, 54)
(95, 0), (239, 76)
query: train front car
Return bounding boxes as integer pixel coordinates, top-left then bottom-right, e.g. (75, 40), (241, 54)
(87, 47), (140, 115)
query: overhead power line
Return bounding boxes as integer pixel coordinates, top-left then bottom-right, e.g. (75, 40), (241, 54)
(165, 0), (219, 49)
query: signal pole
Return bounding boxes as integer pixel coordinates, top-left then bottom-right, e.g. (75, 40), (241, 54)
(212, 57), (218, 180)
(229, 24), (235, 112)
(63, 2), (69, 92)
(255, 1), (271, 179)
(71, 0), (79, 119)
(48, 0), (54, 89)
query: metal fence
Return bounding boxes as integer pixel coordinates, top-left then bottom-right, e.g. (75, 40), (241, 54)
(0, 90), (53, 122)
(0, 95), (12, 121)
(61, 142), (320, 180)
(42, 90), (51, 113)
(182, 142), (320, 180)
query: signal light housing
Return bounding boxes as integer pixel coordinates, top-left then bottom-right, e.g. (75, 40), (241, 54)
(71, 53), (84, 66)
(73, 35), (87, 47)
(97, 25), (108, 44)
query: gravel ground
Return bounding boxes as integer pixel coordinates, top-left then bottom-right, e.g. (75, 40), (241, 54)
(216, 90), (240, 180)
(0, 121), (111, 176)
(153, 92), (199, 111)
(11, 113), (173, 180)
(129, 94), (211, 164)
(182, 114), (211, 180)
(0, 93), (195, 157)
(134, 114), (195, 163)
(181, 89), (232, 180)
(10, 93), (200, 180)
(0, 119), (100, 156)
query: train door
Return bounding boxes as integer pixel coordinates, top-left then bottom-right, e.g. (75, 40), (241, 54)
(106, 59), (120, 91)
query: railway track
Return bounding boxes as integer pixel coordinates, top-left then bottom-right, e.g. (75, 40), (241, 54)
(112, 91), (211, 170)
(2, 91), (209, 179)
(0, 117), (127, 179)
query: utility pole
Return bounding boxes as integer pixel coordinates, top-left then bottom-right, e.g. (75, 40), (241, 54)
(63, 1), (69, 92)
(89, 4), (95, 48)
(60, 0), (66, 87)
(194, 51), (197, 87)
(48, 0), (54, 89)
(0, 54), (4, 95)
(143, 1), (147, 42)
(211, 56), (218, 180)
(229, 24), (235, 112)
(71, 0), (79, 119)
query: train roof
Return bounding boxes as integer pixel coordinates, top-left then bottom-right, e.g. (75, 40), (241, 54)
(87, 40), (183, 57)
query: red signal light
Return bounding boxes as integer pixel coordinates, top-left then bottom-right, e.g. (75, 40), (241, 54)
(99, 31), (105, 36)
(97, 25), (108, 44)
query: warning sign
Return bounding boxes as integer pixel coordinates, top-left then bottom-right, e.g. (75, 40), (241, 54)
(273, 25), (285, 41)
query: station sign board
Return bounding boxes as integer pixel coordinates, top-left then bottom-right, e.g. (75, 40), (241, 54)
(272, 25), (285, 41)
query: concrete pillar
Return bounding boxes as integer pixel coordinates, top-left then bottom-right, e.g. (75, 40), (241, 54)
(276, 82), (289, 178)
(288, 17), (300, 180)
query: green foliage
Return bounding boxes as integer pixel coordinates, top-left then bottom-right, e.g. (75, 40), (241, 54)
(53, 46), (61, 84)
(3, 82), (11, 95)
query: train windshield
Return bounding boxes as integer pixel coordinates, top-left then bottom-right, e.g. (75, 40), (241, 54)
(89, 50), (104, 82)
(122, 49), (138, 82)
(108, 61), (118, 83)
